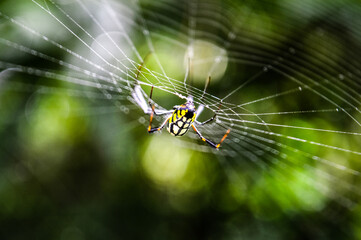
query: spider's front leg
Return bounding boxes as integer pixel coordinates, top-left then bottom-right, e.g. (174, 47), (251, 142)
(148, 85), (155, 110)
(196, 113), (217, 125)
(195, 102), (222, 126)
(132, 84), (172, 115)
(132, 52), (158, 115)
(135, 51), (153, 81)
(132, 52), (173, 133)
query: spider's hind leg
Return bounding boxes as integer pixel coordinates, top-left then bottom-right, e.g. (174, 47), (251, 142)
(191, 124), (230, 149)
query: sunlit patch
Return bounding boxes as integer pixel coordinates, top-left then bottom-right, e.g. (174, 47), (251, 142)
(141, 135), (210, 195)
(142, 135), (192, 190)
(89, 32), (133, 69)
(185, 39), (228, 84)
(138, 38), (187, 81)
(142, 135), (215, 213)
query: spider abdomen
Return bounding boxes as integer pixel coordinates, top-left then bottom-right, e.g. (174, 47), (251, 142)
(167, 107), (196, 136)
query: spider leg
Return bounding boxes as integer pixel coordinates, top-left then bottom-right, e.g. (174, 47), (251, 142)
(195, 102), (222, 125)
(135, 52), (155, 109)
(148, 112), (171, 133)
(132, 52), (156, 114)
(151, 110), (174, 116)
(191, 124), (231, 149)
(135, 51), (153, 81)
(195, 115), (216, 125)
(200, 75), (211, 101)
(132, 53), (172, 116)
(146, 86), (171, 132)
(147, 85), (173, 116)
(148, 85), (154, 109)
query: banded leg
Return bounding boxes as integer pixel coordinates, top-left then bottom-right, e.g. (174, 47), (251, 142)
(137, 52), (155, 109)
(147, 86), (173, 116)
(148, 111), (171, 133)
(148, 85), (154, 109)
(200, 76), (211, 101)
(195, 102), (222, 126)
(191, 124), (231, 149)
(196, 114), (217, 125)
(135, 51), (153, 81)
(147, 89), (172, 133)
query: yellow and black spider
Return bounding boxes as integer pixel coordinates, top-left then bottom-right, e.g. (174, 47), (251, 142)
(132, 55), (230, 149)
(132, 82), (231, 149)
(146, 86), (230, 149)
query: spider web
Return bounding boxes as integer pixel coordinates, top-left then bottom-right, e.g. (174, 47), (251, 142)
(1, 0), (361, 235)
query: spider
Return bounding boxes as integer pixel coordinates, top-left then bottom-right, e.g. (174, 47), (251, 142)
(131, 56), (231, 149)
